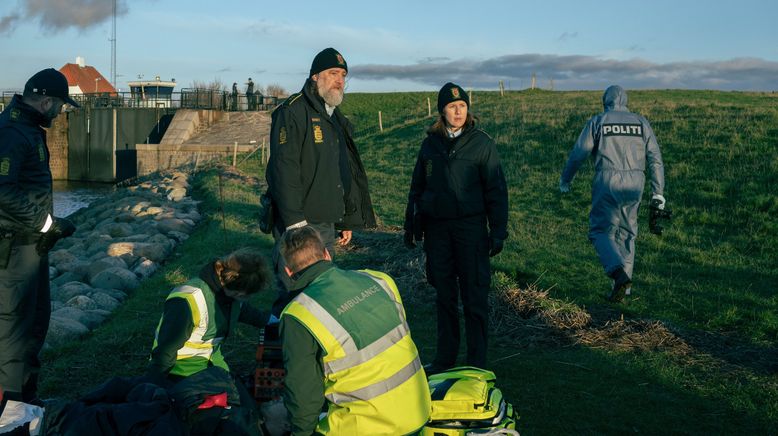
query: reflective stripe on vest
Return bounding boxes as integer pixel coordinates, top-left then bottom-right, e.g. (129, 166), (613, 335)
(171, 285), (222, 360)
(325, 355), (422, 404)
(294, 292), (358, 356)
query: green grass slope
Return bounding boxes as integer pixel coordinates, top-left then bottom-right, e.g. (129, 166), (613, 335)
(39, 89), (777, 434)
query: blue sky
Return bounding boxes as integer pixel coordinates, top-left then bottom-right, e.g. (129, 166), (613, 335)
(1, 0), (777, 93)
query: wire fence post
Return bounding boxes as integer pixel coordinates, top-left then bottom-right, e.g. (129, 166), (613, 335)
(378, 111), (383, 132)
(427, 97), (431, 117)
(232, 141), (238, 167)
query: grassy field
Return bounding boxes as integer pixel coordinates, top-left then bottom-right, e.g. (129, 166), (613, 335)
(41, 89), (777, 434)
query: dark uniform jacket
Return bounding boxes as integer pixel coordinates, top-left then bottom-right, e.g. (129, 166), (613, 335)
(266, 79), (375, 230)
(0, 95), (52, 236)
(404, 123), (509, 240)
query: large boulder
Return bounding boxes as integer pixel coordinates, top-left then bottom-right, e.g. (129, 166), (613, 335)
(137, 206), (165, 218)
(89, 267), (140, 292)
(166, 187), (187, 202)
(52, 271), (84, 286)
(88, 292), (121, 312)
(46, 317), (89, 347)
(107, 241), (168, 263)
(104, 222), (135, 238)
(66, 295), (99, 311)
(49, 249), (78, 269)
(50, 306), (105, 330)
(85, 233), (113, 257)
(134, 242), (169, 263)
(52, 281), (93, 303)
(86, 257), (128, 281)
(106, 242), (140, 266)
(133, 258), (159, 280)
(90, 288), (127, 302)
(156, 218), (193, 235)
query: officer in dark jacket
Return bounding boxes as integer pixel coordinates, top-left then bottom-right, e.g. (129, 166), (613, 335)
(0, 68), (79, 421)
(404, 82), (508, 372)
(265, 48), (376, 310)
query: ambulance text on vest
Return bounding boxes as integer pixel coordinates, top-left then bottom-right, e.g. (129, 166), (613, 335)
(337, 286), (380, 315)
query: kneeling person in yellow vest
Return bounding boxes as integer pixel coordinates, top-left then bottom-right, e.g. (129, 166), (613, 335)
(280, 226), (431, 435)
(147, 247), (272, 382)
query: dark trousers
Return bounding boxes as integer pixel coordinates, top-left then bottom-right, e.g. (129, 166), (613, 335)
(270, 222), (336, 315)
(0, 244), (50, 402)
(423, 215), (491, 369)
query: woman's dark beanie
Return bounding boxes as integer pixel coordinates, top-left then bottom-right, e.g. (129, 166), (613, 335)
(437, 82), (469, 113)
(310, 48), (348, 77)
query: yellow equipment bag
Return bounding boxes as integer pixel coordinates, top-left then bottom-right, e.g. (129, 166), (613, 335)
(423, 366), (519, 436)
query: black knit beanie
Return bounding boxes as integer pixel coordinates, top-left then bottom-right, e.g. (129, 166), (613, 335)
(310, 48), (348, 77)
(437, 82), (468, 113)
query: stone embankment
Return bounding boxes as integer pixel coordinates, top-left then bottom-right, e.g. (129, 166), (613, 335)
(45, 171), (201, 348)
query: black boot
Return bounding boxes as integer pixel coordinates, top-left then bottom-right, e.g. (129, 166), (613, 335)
(607, 267), (632, 303)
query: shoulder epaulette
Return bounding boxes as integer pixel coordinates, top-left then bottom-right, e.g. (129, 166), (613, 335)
(271, 93), (303, 115)
(284, 93), (303, 106)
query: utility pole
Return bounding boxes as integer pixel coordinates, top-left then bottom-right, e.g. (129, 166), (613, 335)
(110, 0), (117, 88)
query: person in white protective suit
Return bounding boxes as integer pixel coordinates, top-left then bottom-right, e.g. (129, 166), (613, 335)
(560, 85), (666, 302)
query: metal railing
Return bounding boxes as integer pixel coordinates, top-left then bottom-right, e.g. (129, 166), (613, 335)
(0, 90), (281, 111)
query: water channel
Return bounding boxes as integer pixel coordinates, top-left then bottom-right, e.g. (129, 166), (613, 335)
(52, 181), (116, 218)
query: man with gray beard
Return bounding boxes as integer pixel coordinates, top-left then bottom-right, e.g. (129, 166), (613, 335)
(265, 48), (375, 313)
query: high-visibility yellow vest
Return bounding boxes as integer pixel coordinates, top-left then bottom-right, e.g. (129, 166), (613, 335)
(152, 277), (240, 377)
(283, 268), (431, 435)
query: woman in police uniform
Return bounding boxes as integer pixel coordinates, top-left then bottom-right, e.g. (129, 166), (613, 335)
(404, 82), (509, 373)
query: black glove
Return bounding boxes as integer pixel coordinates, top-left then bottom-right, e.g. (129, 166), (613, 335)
(403, 231), (416, 249)
(648, 200), (673, 236)
(36, 217), (76, 255)
(488, 237), (504, 257)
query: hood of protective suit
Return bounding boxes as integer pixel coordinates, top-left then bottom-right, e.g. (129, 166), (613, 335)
(602, 85), (628, 111)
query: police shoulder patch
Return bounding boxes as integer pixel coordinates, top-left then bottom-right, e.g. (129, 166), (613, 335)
(0, 157), (10, 175)
(279, 126), (287, 144)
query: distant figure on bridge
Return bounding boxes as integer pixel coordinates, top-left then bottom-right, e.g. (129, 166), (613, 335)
(560, 85), (666, 302)
(265, 47), (376, 315)
(246, 78), (255, 110)
(0, 68), (79, 428)
(231, 82), (239, 111)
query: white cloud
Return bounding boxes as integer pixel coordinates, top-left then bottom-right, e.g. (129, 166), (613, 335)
(0, 0), (130, 33)
(350, 54), (778, 91)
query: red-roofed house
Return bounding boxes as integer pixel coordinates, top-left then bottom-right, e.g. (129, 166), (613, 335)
(59, 57), (116, 95)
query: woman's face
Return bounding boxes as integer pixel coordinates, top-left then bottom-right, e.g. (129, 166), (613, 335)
(443, 100), (468, 131)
